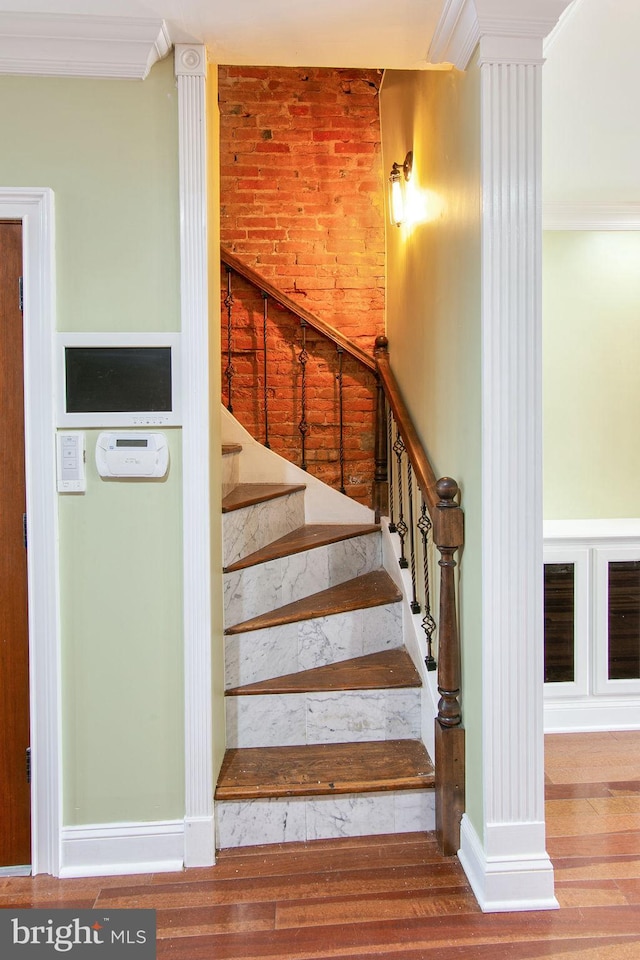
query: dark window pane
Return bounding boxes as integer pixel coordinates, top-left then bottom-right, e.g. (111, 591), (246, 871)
(544, 563), (575, 683)
(608, 560), (640, 680)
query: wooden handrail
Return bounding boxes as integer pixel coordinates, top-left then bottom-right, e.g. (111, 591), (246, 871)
(374, 337), (463, 550)
(374, 335), (464, 856)
(221, 247), (376, 372)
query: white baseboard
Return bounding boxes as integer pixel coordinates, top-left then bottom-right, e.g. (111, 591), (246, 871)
(184, 815), (215, 867)
(544, 697), (640, 733)
(458, 814), (558, 913)
(59, 819), (185, 878)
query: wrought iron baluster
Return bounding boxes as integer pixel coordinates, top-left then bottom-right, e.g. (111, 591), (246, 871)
(261, 291), (270, 448)
(418, 500), (437, 671)
(336, 345), (345, 494)
(393, 432), (408, 568)
(298, 319), (309, 470)
(407, 464), (420, 614)
(388, 409), (396, 532)
(224, 267), (235, 412)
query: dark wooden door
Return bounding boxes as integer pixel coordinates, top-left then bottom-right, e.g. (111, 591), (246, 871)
(0, 220), (31, 867)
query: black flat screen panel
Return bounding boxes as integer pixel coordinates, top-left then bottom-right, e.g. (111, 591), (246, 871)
(65, 347), (172, 413)
(544, 562), (575, 683)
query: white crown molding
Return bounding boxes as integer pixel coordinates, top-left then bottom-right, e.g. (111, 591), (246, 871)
(428, 0), (572, 69)
(543, 202), (640, 230)
(0, 13), (171, 79)
(175, 44), (215, 869)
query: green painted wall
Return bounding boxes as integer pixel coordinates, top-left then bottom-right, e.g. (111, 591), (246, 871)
(0, 61), (180, 333)
(59, 432), (183, 824)
(380, 62), (483, 834)
(543, 231), (640, 520)
(0, 58), (184, 824)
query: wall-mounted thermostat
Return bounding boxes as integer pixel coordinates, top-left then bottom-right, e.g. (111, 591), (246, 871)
(95, 432), (169, 479)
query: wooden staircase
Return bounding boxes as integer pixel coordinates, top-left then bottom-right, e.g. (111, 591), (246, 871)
(215, 443), (435, 849)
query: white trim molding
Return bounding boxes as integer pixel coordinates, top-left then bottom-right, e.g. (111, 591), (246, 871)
(428, 0), (572, 69)
(459, 816), (558, 912)
(175, 44), (215, 869)
(544, 518), (640, 731)
(543, 202), (640, 230)
(545, 697), (640, 733)
(59, 820), (184, 879)
(0, 13), (171, 79)
(0, 188), (60, 876)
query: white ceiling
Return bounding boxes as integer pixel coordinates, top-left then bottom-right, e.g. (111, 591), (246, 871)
(0, 0), (446, 69)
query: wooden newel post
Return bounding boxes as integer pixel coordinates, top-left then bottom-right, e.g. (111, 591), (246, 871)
(373, 336), (389, 520)
(434, 476), (465, 857)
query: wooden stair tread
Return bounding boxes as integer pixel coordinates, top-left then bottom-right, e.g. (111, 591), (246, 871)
(222, 443), (242, 456)
(222, 482), (306, 513)
(225, 569), (402, 635)
(215, 740), (434, 800)
(224, 522), (380, 572)
(226, 649), (421, 696)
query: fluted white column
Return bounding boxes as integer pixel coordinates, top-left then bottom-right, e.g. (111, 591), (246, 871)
(459, 45), (555, 911)
(175, 43), (214, 867)
(429, 0), (572, 912)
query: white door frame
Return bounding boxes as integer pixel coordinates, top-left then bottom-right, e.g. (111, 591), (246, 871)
(0, 188), (61, 876)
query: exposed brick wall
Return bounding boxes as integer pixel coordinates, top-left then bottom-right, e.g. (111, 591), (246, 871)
(218, 66), (385, 506)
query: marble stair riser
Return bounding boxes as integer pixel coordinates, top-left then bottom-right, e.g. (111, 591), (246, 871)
(224, 532), (381, 626)
(225, 601), (403, 689)
(215, 788), (435, 848)
(223, 490), (305, 567)
(225, 687), (421, 748)
(222, 451), (240, 497)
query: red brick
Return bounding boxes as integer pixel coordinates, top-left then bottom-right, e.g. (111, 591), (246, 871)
(218, 65), (384, 508)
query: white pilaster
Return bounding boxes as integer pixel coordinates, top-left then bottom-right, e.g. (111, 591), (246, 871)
(430, 0), (572, 913)
(473, 49), (556, 911)
(175, 44), (215, 868)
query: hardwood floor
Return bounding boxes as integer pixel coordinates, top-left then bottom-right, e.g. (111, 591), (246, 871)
(2, 731), (639, 958)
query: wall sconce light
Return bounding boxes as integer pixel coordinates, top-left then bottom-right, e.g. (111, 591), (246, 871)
(388, 150), (413, 227)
